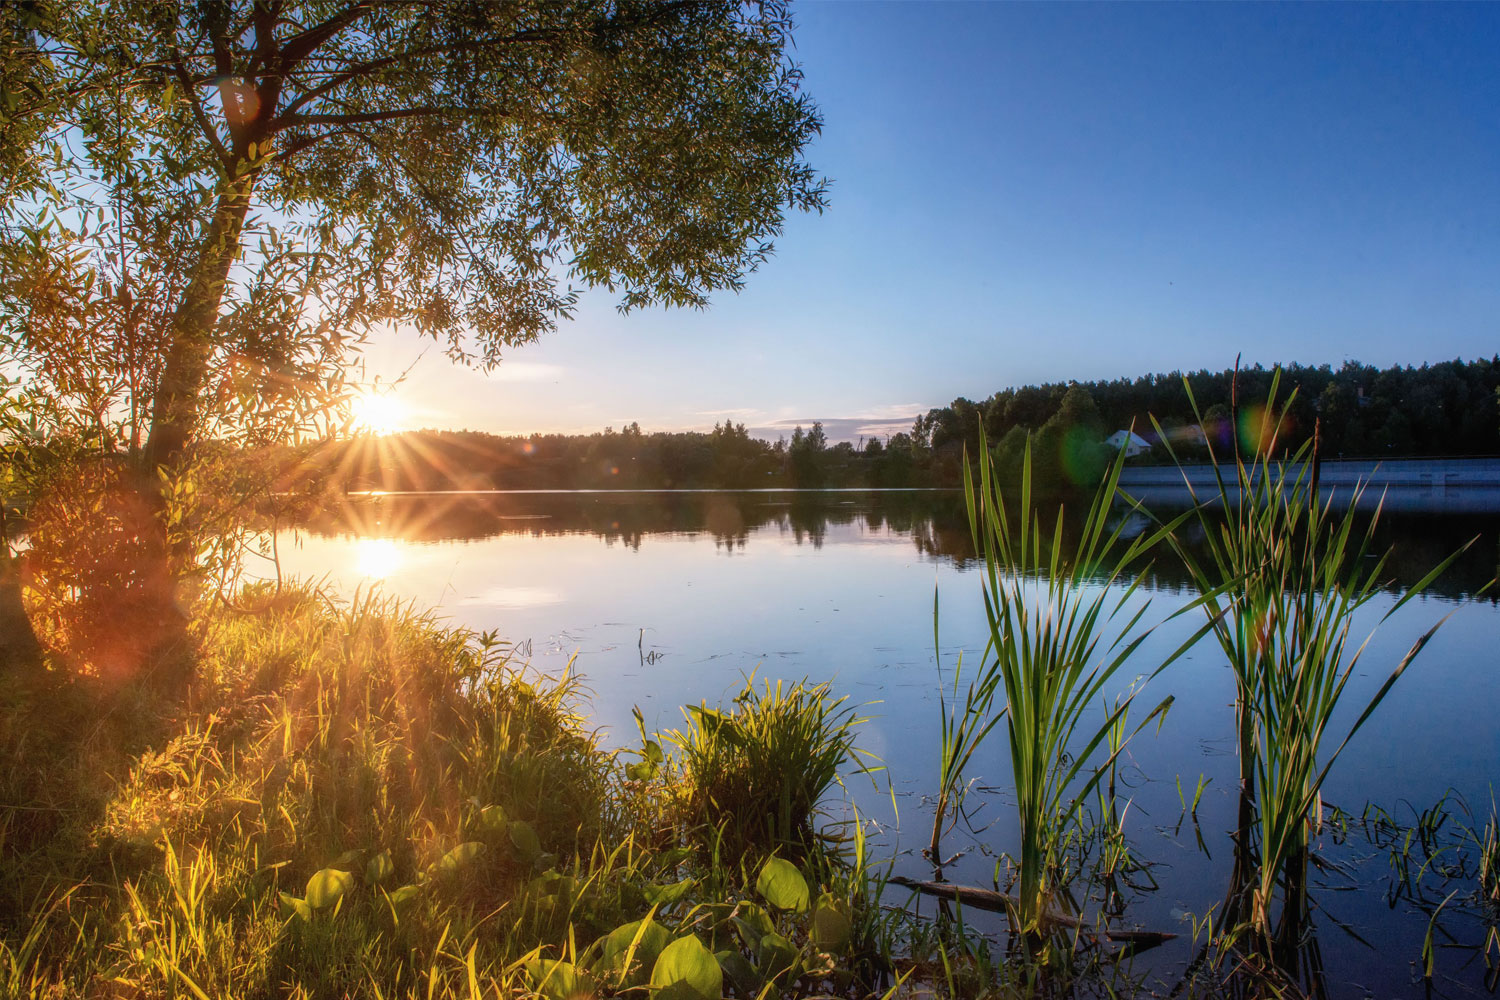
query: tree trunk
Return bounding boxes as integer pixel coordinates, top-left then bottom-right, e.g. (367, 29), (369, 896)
(0, 557), (42, 676)
(129, 172), (255, 664)
(0, 491), (41, 676)
(143, 174), (256, 472)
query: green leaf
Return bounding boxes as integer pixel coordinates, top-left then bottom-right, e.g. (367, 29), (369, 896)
(278, 891), (311, 922)
(527, 872), (577, 901)
(595, 917), (670, 987)
(642, 878), (695, 908)
(649, 935), (722, 1000)
(304, 868), (353, 910)
(732, 902), (775, 953)
(365, 850), (394, 885)
(508, 820), (542, 862)
(715, 948), (761, 997)
(479, 803), (508, 832)
(756, 931), (800, 984)
(384, 884), (420, 912)
(755, 857), (809, 912)
(811, 893), (852, 951)
(526, 959), (596, 1000)
(435, 841), (485, 876)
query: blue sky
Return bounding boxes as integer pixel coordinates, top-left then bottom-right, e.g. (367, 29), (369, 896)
(370, 1), (1500, 442)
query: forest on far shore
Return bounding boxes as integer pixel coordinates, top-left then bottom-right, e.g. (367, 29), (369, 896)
(295, 357), (1500, 493)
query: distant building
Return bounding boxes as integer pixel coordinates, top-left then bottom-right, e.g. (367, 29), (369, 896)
(1105, 429), (1153, 458)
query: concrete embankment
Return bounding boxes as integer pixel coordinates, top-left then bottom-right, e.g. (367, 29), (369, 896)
(1119, 457), (1500, 513)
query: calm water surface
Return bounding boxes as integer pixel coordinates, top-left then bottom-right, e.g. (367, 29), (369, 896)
(272, 490), (1500, 996)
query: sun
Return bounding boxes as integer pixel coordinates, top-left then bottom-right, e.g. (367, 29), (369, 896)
(350, 389), (408, 436)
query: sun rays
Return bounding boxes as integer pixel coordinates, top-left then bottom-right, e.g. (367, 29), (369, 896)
(350, 388), (409, 436)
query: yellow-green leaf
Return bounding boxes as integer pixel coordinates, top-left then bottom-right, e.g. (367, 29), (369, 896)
(508, 820), (541, 861)
(649, 935), (722, 1000)
(436, 841), (485, 876)
(278, 892), (311, 922)
(365, 850), (394, 885)
(755, 857), (809, 912)
(304, 868), (353, 910)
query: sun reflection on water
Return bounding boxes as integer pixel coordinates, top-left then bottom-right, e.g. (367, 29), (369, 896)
(355, 538), (402, 579)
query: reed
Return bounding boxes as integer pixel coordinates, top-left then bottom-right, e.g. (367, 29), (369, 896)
(927, 587), (1003, 874)
(1153, 371), (1466, 960)
(1482, 802), (1499, 906)
(961, 434), (1194, 935)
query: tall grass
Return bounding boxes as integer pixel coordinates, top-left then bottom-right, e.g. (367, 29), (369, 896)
(1481, 801), (1499, 906)
(659, 675), (878, 860)
(0, 585), (894, 998)
(1154, 371), (1466, 959)
(927, 587), (1003, 874)
(962, 435), (1195, 935)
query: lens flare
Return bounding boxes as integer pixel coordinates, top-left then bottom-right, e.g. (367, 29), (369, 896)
(1237, 404), (1292, 456)
(1058, 426), (1105, 486)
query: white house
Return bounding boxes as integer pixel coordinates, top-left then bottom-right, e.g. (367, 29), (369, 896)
(1105, 429), (1153, 458)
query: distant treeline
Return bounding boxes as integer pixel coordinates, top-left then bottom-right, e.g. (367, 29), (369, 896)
(291, 357), (1500, 492)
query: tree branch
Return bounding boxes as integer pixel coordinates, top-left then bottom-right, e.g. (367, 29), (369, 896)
(275, 105), (484, 130)
(277, 1), (376, 71)
(276, 27), (566, 120)
(170, 53), (234, 173)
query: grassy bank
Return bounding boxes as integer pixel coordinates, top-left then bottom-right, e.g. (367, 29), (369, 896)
(0, 586), (897, 999)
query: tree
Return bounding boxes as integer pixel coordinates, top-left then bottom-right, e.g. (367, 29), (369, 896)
(787, 421), (826, 488)
(2, 0), (824, 464)
(0, 0), (826, 658)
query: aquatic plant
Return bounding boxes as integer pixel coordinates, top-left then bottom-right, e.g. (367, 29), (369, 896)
(961, 434), (1193, 935)
(659, 675), (878, 860)
(1482, 803), (1500, 906)
(1154, 370), (1466, 961)
(927, 588), (1003, 873)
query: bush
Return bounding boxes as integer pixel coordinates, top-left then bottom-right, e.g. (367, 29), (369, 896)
(660, 677), (872, 860)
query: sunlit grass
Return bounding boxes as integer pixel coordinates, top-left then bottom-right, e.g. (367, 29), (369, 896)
(0, 584), (903, 999)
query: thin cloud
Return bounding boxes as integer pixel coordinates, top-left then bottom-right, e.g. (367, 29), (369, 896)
(754, 405), (928, 443)
(488, 362), (566, 382)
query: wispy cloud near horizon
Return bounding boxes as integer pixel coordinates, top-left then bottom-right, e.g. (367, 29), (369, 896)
(735, 403), (928, 443)
(488, 362), (566, 382)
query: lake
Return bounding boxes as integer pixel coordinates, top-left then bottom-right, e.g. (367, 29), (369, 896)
(270, 489), (1500, 996)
